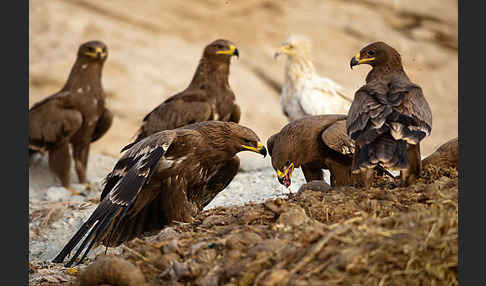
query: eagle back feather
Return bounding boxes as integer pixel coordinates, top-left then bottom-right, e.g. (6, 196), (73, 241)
(346, 77), (432, 147)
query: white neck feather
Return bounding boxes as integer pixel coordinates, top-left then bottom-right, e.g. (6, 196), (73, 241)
(284, 54), (317, 89)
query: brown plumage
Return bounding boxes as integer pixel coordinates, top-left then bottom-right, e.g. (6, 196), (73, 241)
(267, 115), (356, 188)
(29, 41), (113, 190)
(133, 39), (241, 143)
(422, 137), (458, 169)
(348, 42), (432, 186)
(52, 121), (267, 267)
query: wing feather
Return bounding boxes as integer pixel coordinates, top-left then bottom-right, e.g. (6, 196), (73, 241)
(321, 119), (355, 156)
(53, 131), (176, 266)
(29, 97), (83, 151)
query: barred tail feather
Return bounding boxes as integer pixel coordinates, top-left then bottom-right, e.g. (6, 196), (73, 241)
(52, 145), (167, 266)
(354, 133), (408, 171)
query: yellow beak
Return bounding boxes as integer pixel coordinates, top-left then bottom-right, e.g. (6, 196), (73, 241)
(274, 45), (291, 59)
(85, 47), (107, 60)
(350, 52), (374, 69)
(276, 162), (294, 179)
(216, 44), (239, 57)
(242, 141), (267, 157)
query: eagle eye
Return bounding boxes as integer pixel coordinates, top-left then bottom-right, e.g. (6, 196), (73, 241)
(216, 44), (225, 49)
(367, 50), (375, 56)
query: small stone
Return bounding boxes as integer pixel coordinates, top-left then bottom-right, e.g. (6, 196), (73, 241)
(297, 180), (331, 194)
(277, 206), (309, 227)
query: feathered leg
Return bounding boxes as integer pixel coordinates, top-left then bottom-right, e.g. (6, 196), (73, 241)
(229, 105), (241, 124)
(325, 159), (352, 187)
(400, 143), (421, 186)
(301, 162), (324, 183)
(48, 143), (72, 189)
(72, 143), (90, 185)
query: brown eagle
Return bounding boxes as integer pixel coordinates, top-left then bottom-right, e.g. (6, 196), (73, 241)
(29, 41), (113, 191)
(133, 39), (241, 143)
(348, 42), (432, 186)
(52, 121), (267, 267)
(267, 115), (356, 188)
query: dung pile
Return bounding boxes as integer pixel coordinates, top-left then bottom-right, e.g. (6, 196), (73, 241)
(50, 163), (458, 286)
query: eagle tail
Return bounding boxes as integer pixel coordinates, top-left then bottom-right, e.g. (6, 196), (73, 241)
(52, 144), (167, 266)
(354, 133), (408, 171)
(51, 200), (123, 267)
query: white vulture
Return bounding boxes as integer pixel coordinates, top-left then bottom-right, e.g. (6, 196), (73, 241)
(275, 35), (353, 122)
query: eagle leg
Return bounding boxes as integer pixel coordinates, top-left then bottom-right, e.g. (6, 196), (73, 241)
(324, 159), (352, 187)
(229, 104), (241, 123)
(72, 143), (90, 185)
(400, 143), (421, 186)
(301, 162), (324, 183)
(48, 143), (72, 189)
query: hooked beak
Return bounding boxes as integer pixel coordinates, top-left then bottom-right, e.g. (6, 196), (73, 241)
(86, 47), (106, 60)
(242, 141), (267, 157)
(350, 56), (359, 69)
(350, 52), (374, 69)
(216, 44), (239, 58)
(276, 162), (294, 188)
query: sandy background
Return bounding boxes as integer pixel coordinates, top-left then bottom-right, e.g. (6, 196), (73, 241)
(29, 0), (458, 160)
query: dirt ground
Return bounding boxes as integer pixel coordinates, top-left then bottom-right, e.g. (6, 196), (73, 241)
(29, 0), (458, 159)
(29, 163), (458, 286)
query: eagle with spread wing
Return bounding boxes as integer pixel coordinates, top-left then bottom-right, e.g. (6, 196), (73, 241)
(347, 41), (432, 186)
(275, 35), (353, 122)
(133, 39), (241, 143)
(52, 121), (267, 267)
(29, 41), (113, 191)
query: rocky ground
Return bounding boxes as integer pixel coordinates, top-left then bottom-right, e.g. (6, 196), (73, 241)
(29, 152), (458, 285)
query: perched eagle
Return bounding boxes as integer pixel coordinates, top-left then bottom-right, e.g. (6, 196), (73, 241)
(29, 41), (113, 191)
(52, 121), (267, 267)
(133, 39), (241, 143)
(267, 115), (356, 188)
(347, 41), (432, 186)
(275, 35), (352, 122)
